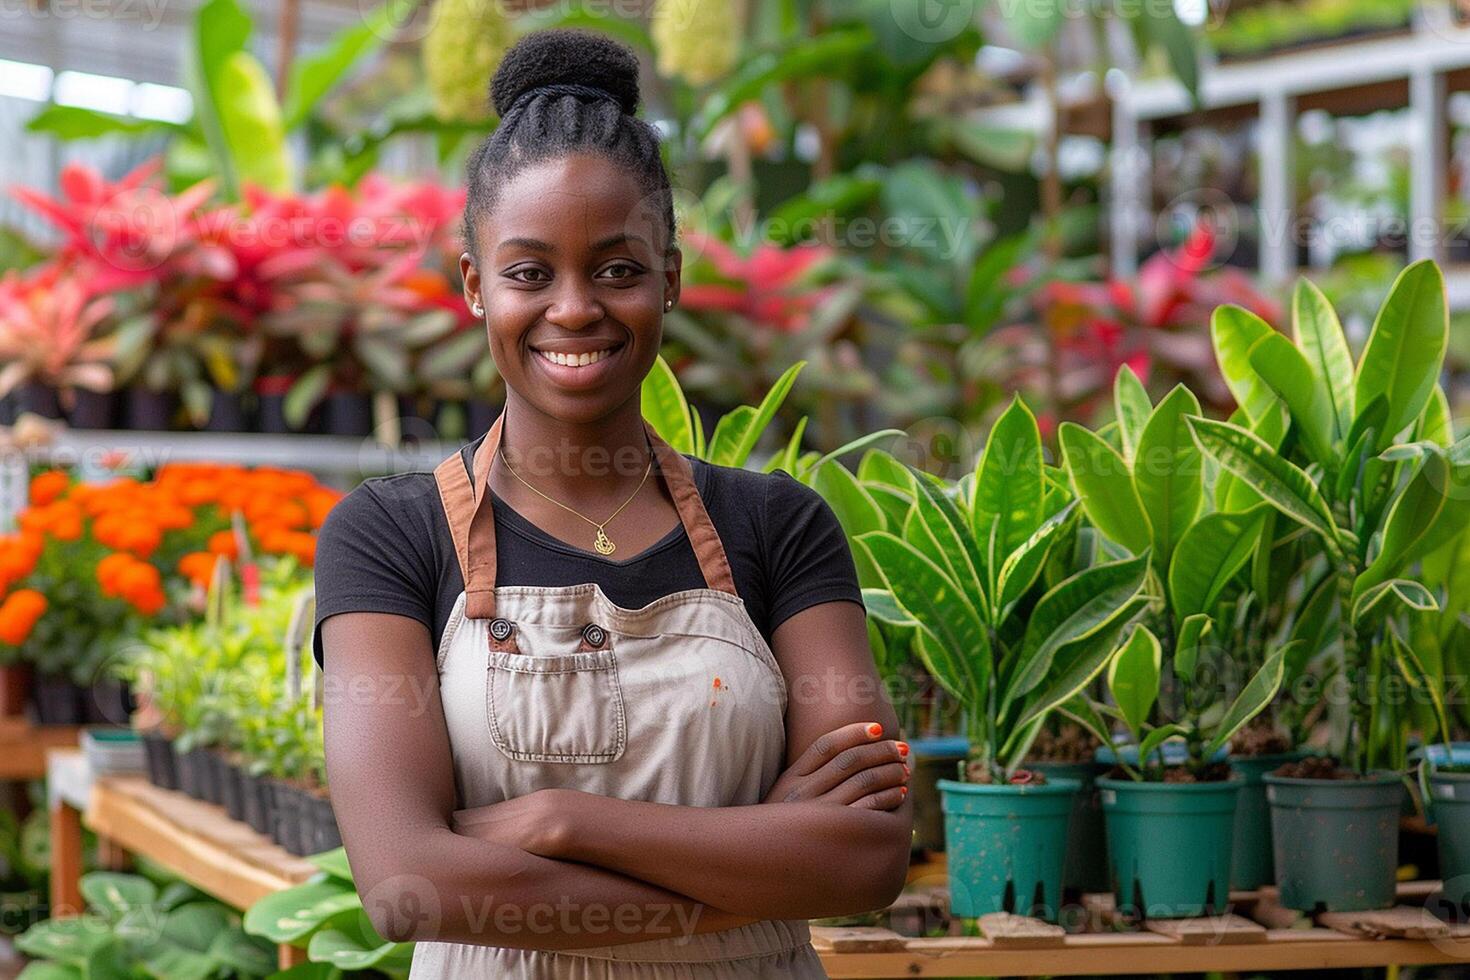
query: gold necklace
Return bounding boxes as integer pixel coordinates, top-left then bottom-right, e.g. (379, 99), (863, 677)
(496, 443), (653, 556)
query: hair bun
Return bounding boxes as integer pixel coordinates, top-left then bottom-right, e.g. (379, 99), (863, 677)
(490, 29), (641, 117)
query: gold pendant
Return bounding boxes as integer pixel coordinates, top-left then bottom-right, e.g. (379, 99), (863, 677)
(593, 527), (616, 556)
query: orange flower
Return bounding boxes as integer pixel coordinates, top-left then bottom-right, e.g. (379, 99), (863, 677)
(0, 589), (47, 646)
(46, 501), (83, 542)
(154, 503), (195, 532)
(0, 534), (43, 589)
(178, 551), (219, 588)
(96, 552), (137, 596)
(29, 470), (70, 507)
(305, 489), (343, 528)
(207, 530), (239, 559)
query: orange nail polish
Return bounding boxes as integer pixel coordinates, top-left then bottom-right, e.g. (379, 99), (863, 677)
(902, 763), (910, 776)
(900, 786), (908, 797)
(896, 741), (909, 757)
(866, 723), (883, 738)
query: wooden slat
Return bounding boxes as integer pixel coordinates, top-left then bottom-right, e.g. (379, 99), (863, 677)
(0, 718), (81, 780)
(819, 934), (1470, 977)
(1318, 906), (1452, 940)
(84, 775), (315, 911)
(1146, 914), (1266, 945)
(809, 926), (909, 953)
(977, 912), (1065, 948)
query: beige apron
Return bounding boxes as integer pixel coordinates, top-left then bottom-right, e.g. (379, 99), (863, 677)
(412, 412), (827, 978)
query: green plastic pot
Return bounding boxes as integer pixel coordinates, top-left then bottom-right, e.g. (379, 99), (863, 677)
(1229, 751), (1309, 890)
(939, 777), (1080, 921)
(1030, 760), (1109, 893)
(1426, 768), (1470, 910)
(1097, 775), (1242, 919)
(1263, 770), (1403, 912)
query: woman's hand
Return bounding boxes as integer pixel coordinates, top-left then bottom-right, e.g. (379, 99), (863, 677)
(762, 721), (908, 810)
(451, 789), (573, 857)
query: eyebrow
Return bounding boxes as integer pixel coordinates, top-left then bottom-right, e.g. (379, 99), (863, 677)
(494, 232), (649, 256)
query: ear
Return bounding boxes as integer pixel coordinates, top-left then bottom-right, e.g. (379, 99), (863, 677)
(460, 251), (482, 313)
(662, 246), (682, 308)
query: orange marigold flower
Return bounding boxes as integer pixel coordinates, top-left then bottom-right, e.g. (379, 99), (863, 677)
(178, 551), (218, 588)
(207, 530), (239, 559)
(128, 587), (166, 617)
(96, 552), (137, 596)
(0, 589), (47, 646)
(154, 504), (194, 532)
(29, 470), (70, 507)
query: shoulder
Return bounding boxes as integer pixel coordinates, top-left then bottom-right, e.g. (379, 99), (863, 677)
(320, 472), (444, 537)
(316, 473), (448, 574)
(686, 456), (841, 541)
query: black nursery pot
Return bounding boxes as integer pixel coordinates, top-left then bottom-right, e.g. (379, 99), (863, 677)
(269, 780), (307, 855)
(241, 770), (274, 835)
(306, 793), (343, 854)
(177, 746), (216, 801)
(68, 389), (117, 429)
(324, 390), (373, 437)
(218, 756), (245, 821)
(205, 390), (251, 433)
(125, 387), (178, 431)
(16, 381), (62, 420)
(31, 674), (85, 725)
(201, 750), (229, 806)
(84, 678), (133, 726)
(141, 732), (179, 790)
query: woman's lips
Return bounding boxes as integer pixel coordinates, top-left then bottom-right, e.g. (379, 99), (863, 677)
(529, 342), (625, 389)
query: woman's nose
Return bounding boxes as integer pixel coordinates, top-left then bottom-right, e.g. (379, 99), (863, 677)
(544, 282), (604, 330)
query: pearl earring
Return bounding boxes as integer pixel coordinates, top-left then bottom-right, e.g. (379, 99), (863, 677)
(664, 299), (673, 311)
(472, 301), (484, 317)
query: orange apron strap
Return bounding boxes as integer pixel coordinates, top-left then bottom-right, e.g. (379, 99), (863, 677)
(644, 421), (739, 598)
(434, 411), (505, 619)
(434, 411), (740, 619)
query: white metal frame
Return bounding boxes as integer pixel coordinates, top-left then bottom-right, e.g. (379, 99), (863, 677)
(1108, 23), (1470, 303)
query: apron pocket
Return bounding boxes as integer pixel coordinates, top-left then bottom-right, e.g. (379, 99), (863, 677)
(486, 649), (627, 763)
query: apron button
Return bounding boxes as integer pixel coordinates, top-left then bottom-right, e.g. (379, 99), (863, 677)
(489, 618), (515, 641)
(581, 623), (607, 648)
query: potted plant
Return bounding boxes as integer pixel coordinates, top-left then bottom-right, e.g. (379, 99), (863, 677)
(0, 261), (117, 424)
(1190, 262), (1469, 911)
(1061, 369), (1317, 894)
(860, 397), (1149, 921)
(1091, 623), (1289, 919)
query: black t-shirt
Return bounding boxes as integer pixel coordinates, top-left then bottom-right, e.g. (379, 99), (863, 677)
(311, 434), (864, 667)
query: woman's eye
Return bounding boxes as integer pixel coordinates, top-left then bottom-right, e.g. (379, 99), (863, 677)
(600, 262), (642, 281)
(507, 267), (549, 283)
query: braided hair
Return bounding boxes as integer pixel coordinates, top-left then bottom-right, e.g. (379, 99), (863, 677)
(461, 29), (675, 260)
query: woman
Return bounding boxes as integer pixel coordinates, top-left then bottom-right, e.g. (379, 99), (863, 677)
(314, 29), (912, 978)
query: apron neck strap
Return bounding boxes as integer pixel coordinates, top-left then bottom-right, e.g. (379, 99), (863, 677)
(434, 410), (739, 619)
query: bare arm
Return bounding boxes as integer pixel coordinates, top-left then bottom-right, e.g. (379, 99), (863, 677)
(453, 601), (914, 919)
(321, 612), (754, 948)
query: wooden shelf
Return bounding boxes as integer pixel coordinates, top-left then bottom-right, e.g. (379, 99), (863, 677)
(817, 859), (1470, 978)
(0, 718), (80, 780)
(83, 774), (317, 910)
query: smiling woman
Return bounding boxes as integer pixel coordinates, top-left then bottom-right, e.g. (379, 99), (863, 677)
(314, 28), (912, 980)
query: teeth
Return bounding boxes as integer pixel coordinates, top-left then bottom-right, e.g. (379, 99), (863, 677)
(537, 348), (614, 367)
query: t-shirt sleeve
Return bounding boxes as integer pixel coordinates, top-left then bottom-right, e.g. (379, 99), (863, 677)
(761, 470), (864, 634)
(312, 482), (438, 668)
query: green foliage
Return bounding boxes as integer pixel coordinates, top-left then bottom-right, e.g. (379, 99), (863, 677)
(16, 871), (273, 979)
(244, 848), (411, 978)
(858, 395), (1148, 779)
(1193, 261), (1470, 774)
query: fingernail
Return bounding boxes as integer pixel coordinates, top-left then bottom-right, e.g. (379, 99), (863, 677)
(896, 741), (909, 757)
(866, 723), (883, 738)
(902, 763), (910, 776)
(900, 786), (908, 797)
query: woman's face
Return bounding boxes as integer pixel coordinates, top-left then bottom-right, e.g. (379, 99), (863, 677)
(461, 153), (680, 426)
